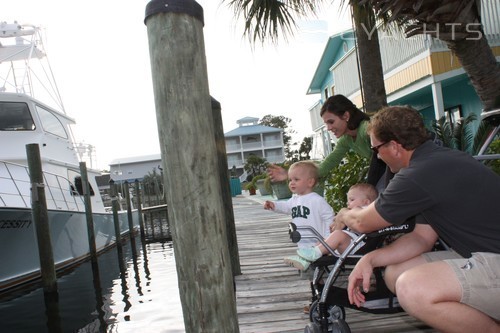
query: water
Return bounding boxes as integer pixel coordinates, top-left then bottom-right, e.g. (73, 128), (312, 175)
(0, 237), (185, 333)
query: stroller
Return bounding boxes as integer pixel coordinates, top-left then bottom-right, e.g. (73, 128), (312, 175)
(289, 221), (417, 333)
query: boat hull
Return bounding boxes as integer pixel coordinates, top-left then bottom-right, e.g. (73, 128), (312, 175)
(0, 207), (140, 291)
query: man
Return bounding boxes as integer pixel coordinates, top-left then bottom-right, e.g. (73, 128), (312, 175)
(336, 106), (500, 332)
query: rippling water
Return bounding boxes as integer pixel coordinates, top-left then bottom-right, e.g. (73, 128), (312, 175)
(0, 237), (185, 333)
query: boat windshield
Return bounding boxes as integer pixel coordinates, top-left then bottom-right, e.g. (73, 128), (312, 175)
(36, 105), (68, 139)
(0, 102), (35, 131)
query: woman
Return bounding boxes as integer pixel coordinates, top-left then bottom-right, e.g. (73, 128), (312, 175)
(268, 94), (387, 187)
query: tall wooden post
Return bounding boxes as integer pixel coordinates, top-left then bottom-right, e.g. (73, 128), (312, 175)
(80, 162), (97, 262)
(26, 143), (58, 293)
(124, 181), (135, 239)
(145, 1), (239, 331)
(109, 179), (123, 256)
(211, 97), (241, 276)
(134, 180), (146, 240)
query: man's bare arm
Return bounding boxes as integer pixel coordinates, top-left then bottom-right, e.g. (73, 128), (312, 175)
(336, 202), (389, 233)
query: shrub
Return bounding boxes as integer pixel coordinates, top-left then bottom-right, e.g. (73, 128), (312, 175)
(324, 151), (370, 213)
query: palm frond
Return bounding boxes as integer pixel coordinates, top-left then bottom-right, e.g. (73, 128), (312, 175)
(357, 0), (480, 40)
(454, 113), (477, 153)
(473, 119), (494, 155)
(225, 0), (327, 45)
(432, 116), (455, 149)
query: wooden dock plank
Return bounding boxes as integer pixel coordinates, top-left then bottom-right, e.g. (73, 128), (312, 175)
(233, 194), (437, 333)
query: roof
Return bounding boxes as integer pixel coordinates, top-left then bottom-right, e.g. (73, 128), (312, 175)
(95, 173), (111, 187)
(224, 124), (283, 137)
(109, 153), (161, 166)
(307, 29), (354, 95)
(237, 116), (259, 125)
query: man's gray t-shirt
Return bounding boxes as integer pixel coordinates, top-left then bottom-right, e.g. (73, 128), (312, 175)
(375, 140), (500, 257)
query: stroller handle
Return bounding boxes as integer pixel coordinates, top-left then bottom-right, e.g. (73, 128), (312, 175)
(289, 220), (415, 240)
(366, 222), (415, 237)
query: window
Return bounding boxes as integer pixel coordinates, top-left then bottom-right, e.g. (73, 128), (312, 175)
(444, 105), (462, 130)
(36, 105), (68, 138)
(71, 176), (95, 196)
(0, 102), (35, 130)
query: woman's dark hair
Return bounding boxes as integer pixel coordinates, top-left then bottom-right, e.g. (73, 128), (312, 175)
(320, 95), (369, 130)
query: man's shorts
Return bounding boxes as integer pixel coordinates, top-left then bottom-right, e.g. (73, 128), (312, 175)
(423, 250), (500, 320)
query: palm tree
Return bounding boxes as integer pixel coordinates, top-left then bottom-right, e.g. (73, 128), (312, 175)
(142, 168), (163, 196)
(432, 113), (494, 155)
(224, 0), (388, 113)
(358, 0), (500, 111)
(350, 2), (387, 112)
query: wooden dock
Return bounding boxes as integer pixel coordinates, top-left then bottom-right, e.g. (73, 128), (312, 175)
(233, 194), (438, 333)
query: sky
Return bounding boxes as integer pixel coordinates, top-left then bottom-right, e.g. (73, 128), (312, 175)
(2, 0), (352, 170)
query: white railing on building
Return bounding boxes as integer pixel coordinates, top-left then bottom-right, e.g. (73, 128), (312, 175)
(265, 156), (285, 164)
(227, 139), (284, 152)
(378, 28), (428, 73)
(332, 49), (360, 98)
(241, 142), (262, 150)
(225, 143), (241, 152)
(482, 0), (500, 40)
(227, 159), (244, 168)
(309, 100), (323, 131)
(262, 139), (283, 147)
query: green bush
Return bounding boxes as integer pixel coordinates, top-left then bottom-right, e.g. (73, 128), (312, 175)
(324, 151), (370, 213)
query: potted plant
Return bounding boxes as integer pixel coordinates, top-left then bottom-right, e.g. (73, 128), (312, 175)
(243, 154), (271, 196)
(245, 182), (257, 195)
(253, 173), (272, 196)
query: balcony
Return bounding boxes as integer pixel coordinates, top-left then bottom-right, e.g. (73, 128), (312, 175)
(265, 156), (285, 164)
(226, 139), (284, 152)
(227, 159), (244, 168)
(225, 143), (241, 152)
(241, 141), (262, 150)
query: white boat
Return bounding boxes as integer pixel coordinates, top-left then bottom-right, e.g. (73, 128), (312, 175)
(0, 22), (140, 291)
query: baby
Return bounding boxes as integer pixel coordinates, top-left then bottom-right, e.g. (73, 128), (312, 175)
(286, 183), (377, 270)
(264, 161), (334, 270)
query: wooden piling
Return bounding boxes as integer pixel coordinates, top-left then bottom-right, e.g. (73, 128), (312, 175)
(211, 97), (241, 276)
(79, 162), (97, 261)
(145, 0), (239, 331)
(43, 290), (63, 333)
(26, 143), (58, 293)
(134, 180), (146, 240)
(144, 183), (155, 237)
(109, 180), (123, 255)
(124, 181), (135, 239)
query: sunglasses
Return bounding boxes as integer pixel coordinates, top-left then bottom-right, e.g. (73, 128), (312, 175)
(371, 141), (389, 154)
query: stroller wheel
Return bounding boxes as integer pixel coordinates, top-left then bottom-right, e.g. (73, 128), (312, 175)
(309, 300), (345, 323)
(304, 322), (321, 333)
(331, 319), (351, 333)
(304, 319), (351, 333)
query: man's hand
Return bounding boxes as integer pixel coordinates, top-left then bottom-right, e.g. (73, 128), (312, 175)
(330, 217), (345, 232)
(335, 207), (350, 228)
(347, 255), (374, 307)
